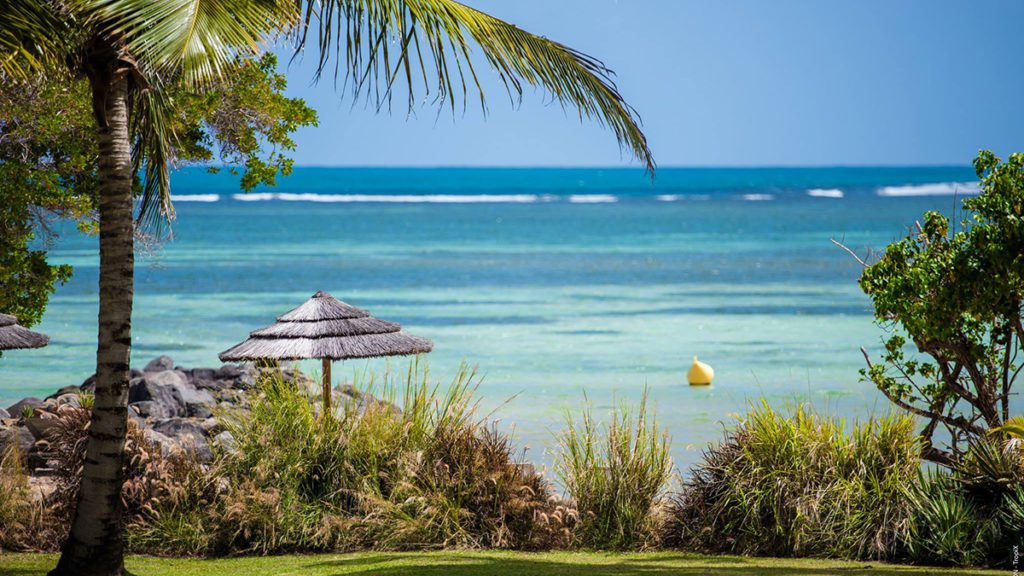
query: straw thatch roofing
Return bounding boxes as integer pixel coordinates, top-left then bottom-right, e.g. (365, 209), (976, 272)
(219, 291), (432, 362)
(0, 313), (50, 350)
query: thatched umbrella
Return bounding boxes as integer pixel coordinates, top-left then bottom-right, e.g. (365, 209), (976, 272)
(219, 291), (432, 413)
(0, 313), (49, 350)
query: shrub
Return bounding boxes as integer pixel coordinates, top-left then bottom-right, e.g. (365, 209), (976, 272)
(141, 362), (572, 555)
(905, 439), (1024, 568)
(556, 390), (673, 550)
(664, 402), (921, 560)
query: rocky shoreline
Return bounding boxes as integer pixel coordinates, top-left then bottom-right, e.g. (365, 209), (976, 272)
(0, 355), (381, 484)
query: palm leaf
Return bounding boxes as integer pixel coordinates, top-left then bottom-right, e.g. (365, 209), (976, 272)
(130, 85), (176, 229)
(992, 416), (1024, 440)
(299, 0), (654, 171)
(80, 0), (294, 86)
(0, 0), (72, 77)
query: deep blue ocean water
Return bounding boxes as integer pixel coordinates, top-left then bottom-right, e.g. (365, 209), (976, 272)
(5, 166), (1008, 469)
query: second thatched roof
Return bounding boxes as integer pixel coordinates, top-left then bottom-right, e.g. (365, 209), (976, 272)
(218, 291), (432, 362)
(0, 313), (49, 350)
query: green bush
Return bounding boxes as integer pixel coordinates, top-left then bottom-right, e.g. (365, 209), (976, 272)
(556, 390), (673, 550)
(664, 402), (921, 560)
(905, 439), (1024, 568)
(857, 150), (1024, 466)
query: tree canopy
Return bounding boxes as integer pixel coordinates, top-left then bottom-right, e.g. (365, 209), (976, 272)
(859, 150), (1024, 465)
(0, 53), (317, 326)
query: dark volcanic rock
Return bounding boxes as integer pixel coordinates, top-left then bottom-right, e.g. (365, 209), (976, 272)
(129, 372), (187, 418)
(0, 425), (35, 456)
(187, 403), (214, 419)
(6, 397), (44, 418)
(144, 355), (175, 372)
(186, 368), (222, 390)
(24, 415), (59, 440)
(131, 400), (175, 420)
(46, 385), (80, 400)
(151, 418), (212, 461)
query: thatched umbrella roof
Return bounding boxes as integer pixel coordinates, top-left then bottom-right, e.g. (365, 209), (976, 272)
(0, 313), (50, 350)
(218, 291), (432, 362)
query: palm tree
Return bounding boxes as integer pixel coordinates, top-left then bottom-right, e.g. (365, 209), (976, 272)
(2, 2), (653, 575)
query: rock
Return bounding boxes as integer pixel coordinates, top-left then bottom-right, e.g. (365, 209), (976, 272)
(199, 417), (222, 434)
(6, 398), (44, 418)
(149, 370), (218, 418)
(131, 400), (176, 420)
(151, 418), (212, 462)
(129, 371), (187, 418)
(0, 408), (8, 419)
(0, 426), (35, 456)
(141, 428), (177, 457)
(144, 355), (175, 372)
(46, 385), (80, 400)
(177, 382), (215, 408)
(186, 368), (223, 391)
(213, 430), (237, 453)
(24, 414), (59, 440)
(54, 394), (81, 409)
(187, 403), (214, 419)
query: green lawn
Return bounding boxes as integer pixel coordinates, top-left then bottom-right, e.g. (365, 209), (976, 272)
(0, 551), (1000, 576)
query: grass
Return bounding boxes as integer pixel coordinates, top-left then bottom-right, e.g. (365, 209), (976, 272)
(0, 551), (1001, 576)
(556, 388), (672, 549)
(666, 402), (923, 561)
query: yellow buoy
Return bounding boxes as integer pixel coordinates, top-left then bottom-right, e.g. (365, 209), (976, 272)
(688, 356), (714, 386)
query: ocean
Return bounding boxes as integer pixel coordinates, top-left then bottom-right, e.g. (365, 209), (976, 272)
(2, 166), (1001, 469)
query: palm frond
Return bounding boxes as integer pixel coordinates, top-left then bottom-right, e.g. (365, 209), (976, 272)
(0, 0), (72, 77)
(300, 0), (654, 171)
(992, 416), (1024, 440)
(81, 0), (294, 86)
(130, 86), (176, 229)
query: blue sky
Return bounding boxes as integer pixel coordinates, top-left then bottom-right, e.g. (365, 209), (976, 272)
(278, 0), (1024, 168)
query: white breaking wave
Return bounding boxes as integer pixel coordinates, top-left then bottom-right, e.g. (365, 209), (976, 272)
(807, 188), (844, 199)
(568, 194), (618, 203)
(742, 193), (774, 201)
(877, 182), (980, 197)
(656, 194), (681, 202)
(230, 193), (541, 203)
(170, 194), (220, 202)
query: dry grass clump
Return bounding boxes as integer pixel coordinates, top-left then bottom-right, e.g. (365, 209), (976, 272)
(556, 390), (673, 550)
(663, 401), (921, 561)
(139, 363), (572, 555)
(0, 444), (44, 552)
(7, 405), (212, 552)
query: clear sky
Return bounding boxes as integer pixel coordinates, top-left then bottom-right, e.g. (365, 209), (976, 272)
(278, 0), (1024, 168)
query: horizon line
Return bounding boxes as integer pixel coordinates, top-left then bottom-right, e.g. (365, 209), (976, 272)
(179, 163), (976, 170)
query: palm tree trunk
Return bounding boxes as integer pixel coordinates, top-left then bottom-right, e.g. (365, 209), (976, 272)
(51, 69), (133, 576)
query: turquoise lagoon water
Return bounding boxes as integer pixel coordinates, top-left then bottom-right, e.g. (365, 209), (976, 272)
(2, 166), (1004, 469)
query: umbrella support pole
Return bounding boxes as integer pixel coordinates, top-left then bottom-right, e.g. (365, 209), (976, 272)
(322, 358), (332, 417)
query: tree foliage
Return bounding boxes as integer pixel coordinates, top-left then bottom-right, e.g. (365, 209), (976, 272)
(859, 150), (1024, 466)
(0, 54), (317, 326)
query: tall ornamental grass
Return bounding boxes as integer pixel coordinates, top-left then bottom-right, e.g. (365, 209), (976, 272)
(138, 362), (573, 555)
(556, 390), (673, 550)
(665, 401), (921, 560)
